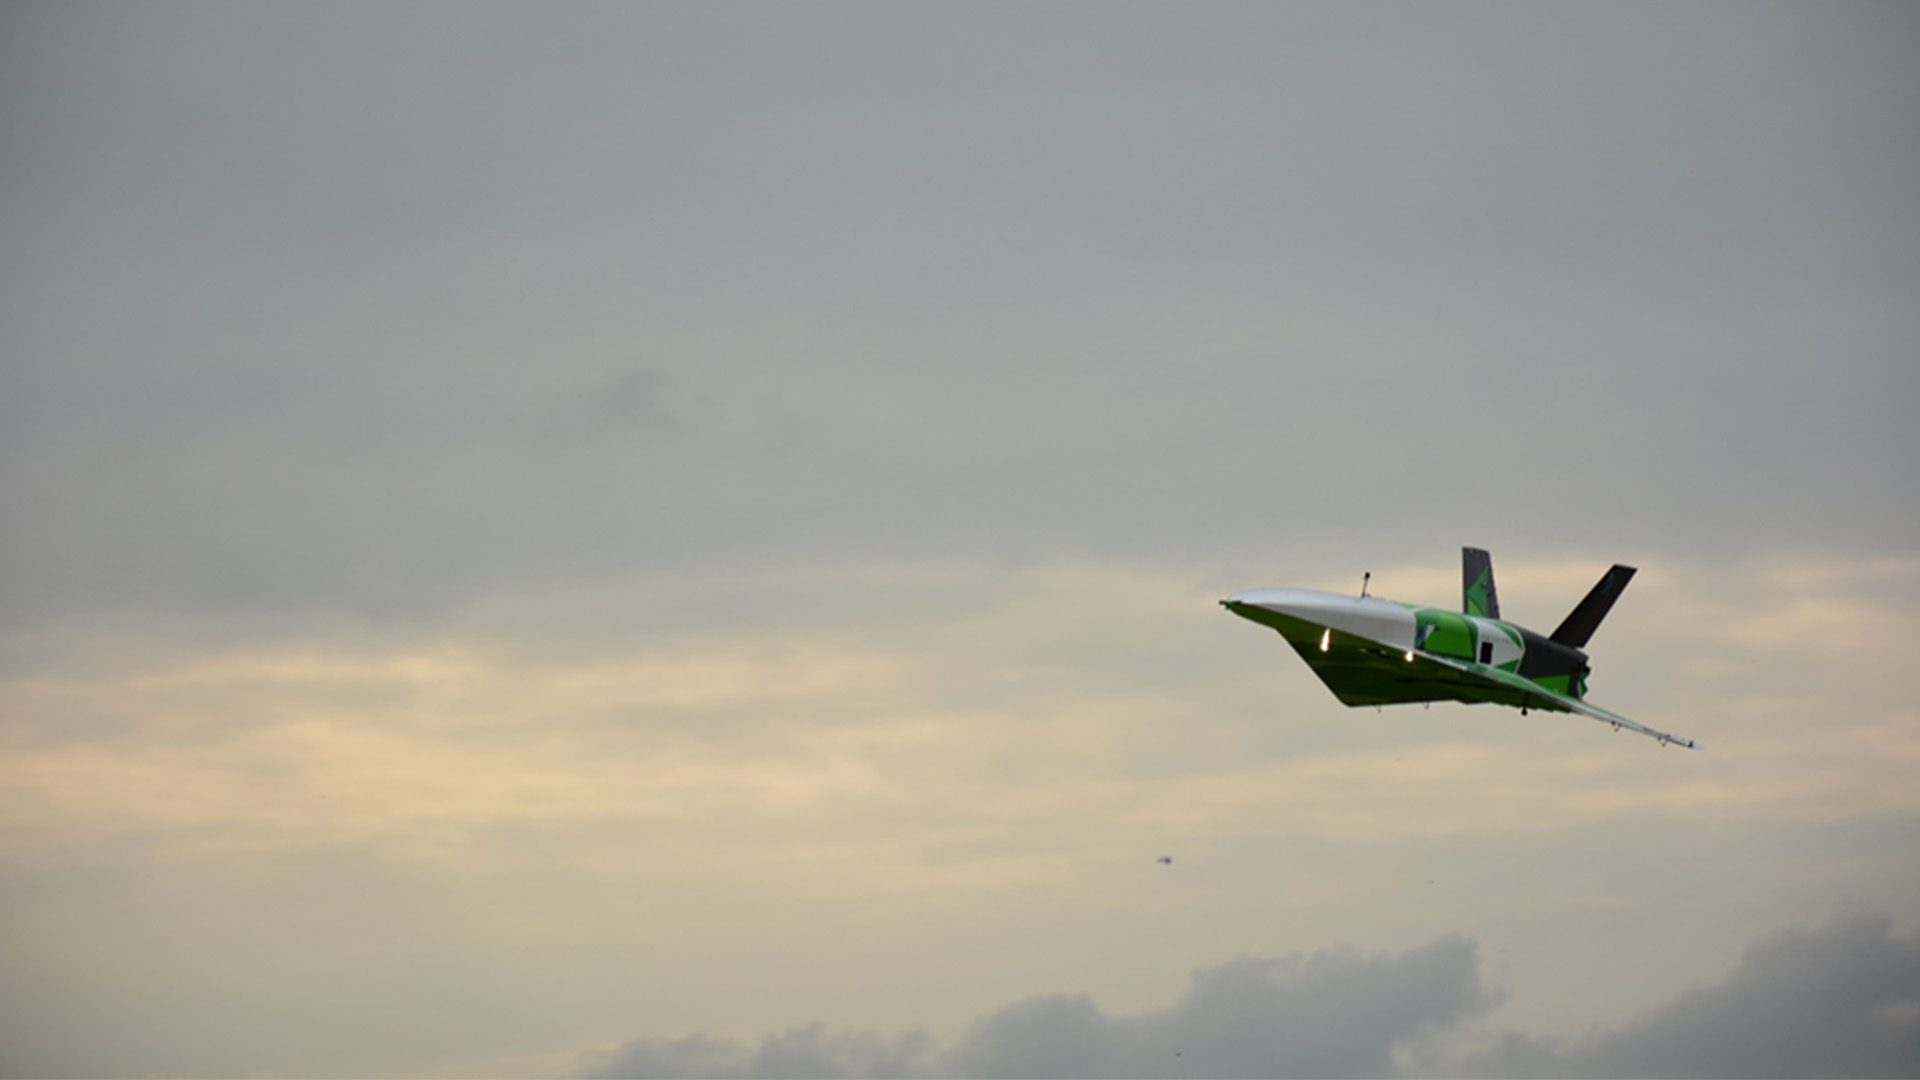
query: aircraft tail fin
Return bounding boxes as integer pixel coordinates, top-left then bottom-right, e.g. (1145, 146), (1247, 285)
(1550, 564), (1637, 648)
(1462, 547), (1499, 619)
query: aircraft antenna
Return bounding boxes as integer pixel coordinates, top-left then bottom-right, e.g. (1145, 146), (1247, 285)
(1360, 571), (1371, 598)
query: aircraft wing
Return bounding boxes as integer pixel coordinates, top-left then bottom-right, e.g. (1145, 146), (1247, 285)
(1416, 651), (1699, 749)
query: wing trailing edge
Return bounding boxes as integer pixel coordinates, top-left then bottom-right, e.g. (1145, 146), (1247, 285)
(1415, 650), (1698, 749)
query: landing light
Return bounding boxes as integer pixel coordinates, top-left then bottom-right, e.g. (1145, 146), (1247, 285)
(1319, 628), (1330, 652)
(1405, 650), (1414, 662)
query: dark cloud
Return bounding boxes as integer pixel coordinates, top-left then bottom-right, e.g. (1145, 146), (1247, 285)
(584, 917), (1920, 1079)
(1460, 913), (1920, 1079)
(584, 936), (1492, 1079)
(582, 1026), (939, 1080)
(950, 940), (1491, 1079)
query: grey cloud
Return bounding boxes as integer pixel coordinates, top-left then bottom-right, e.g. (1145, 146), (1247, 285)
(583, 1026), (939, 1080)
(2, 7), (1915, 1065)
(584, 917), (1920, 1079)
(584, 936), (1492, 1079)
(949, 939), (1491, 1079)
(1461, 913), (1920, 1079)
(5, 4), (1917, 633)
(531, 369), (699, 448)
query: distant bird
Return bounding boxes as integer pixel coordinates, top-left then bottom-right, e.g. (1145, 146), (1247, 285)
(1157, 856), (1173, 865)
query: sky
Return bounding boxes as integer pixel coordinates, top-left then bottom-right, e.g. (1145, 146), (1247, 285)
(1, 2), (1916, 1076)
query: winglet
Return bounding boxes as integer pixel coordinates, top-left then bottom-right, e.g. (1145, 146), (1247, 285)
(1550, 564), (1636, 648)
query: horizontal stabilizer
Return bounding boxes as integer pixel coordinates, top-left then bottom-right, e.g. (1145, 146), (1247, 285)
(1551, 564), (1636, 648)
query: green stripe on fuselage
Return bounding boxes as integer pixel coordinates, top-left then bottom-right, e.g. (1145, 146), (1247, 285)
(1412, 608), (1474, 659)
(1403, 604), (1525, 673)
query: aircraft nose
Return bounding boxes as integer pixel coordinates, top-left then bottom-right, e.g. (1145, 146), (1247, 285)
(1220, 594), (1269, 621)
(1223, 590), (1284, 613)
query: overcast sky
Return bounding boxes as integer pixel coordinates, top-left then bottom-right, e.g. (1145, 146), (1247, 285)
(1, 3), (1916, 1076)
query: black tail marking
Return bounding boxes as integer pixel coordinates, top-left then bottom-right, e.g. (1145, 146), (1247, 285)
(1550, 564), (1637, 648)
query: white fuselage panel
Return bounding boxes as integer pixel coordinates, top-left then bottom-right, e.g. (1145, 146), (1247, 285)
(1465, 615), (1524, 667)
(1226, 588), (1419, 651)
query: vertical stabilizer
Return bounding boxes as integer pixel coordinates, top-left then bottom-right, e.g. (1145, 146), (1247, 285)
(1551, 565), (1637, 648)
(1463, 547), (1499, 619)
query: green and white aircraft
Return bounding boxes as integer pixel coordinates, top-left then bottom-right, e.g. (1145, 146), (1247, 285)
(1221, 548), (1697, 749)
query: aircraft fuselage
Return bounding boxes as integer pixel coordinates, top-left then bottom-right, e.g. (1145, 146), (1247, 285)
(1222, 588), (1591, 705)
(1219, 551), (1695, 749)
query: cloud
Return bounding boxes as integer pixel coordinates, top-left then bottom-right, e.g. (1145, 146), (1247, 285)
(6, 3), (1916, 636)
(2, 5), (1914, 1076)
(949, 939), (1492, 1079)
(582, 1027), (937, 1080)
(583, 936), (1493, 1078)
(531, 369), (700, 448)
(3, 552), (1914, 1076)
(581, 917), (1920, 1079)
(1460, 913), (1920, 1079)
